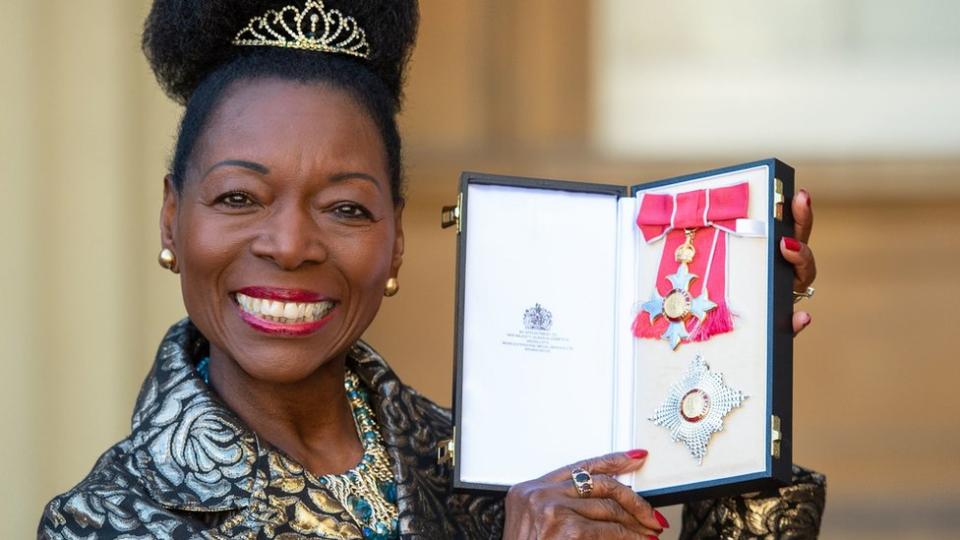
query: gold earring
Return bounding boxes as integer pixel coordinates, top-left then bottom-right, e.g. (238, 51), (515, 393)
(158, 248), (178, 273)
(384, 277), (399, 297)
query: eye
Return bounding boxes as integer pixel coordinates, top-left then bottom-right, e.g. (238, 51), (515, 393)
(332, 202), (374, 220)
(214, 190), (257, 209)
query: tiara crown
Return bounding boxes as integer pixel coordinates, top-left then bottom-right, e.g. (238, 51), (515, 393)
(233, 0), (370, 59)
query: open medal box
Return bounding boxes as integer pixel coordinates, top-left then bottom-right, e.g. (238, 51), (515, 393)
(442, 159), (796, 506)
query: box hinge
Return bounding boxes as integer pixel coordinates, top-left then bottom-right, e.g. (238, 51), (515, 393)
(773, 178), (785, 222)
(437, 427), (456, 467)
(771, 414), (782, 459)
(441, 192), (463, 233)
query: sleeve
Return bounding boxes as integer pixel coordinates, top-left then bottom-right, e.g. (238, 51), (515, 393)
(389, 387), (507, 539)
(679, 465), (826, 539)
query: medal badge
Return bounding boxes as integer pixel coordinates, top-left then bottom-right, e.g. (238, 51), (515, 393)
(633, 183), (757, 350)
(640, 229), (716, 350)
(649, 355), (746, 464)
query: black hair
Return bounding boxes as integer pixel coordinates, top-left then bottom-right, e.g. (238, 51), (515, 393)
(142, 0), (418, 204)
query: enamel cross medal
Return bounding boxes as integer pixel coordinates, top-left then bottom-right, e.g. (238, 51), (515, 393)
(641, 229), (717, 350)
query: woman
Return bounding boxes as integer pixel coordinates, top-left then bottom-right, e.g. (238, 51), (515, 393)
(38, 0), (822, 538)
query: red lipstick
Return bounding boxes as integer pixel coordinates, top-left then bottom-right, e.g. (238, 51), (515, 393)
(232, 286), (337, 337)
(236, 286), (329, 302)
(236, 307), (335, 337)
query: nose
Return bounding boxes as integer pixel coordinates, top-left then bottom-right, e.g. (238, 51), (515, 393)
(250, 201), (327, 270)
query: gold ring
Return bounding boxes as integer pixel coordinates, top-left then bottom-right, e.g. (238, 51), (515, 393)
(571, 467), (593, 497)
(793, 286), (815, 304)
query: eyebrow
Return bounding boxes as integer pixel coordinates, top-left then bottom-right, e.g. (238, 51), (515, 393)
(203, 159), (270, 178)
(329, 171), (383, 192)
(202, 160), (383, 191)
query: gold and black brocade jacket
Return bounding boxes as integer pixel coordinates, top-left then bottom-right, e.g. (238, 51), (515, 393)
(39, 319), (825, 539)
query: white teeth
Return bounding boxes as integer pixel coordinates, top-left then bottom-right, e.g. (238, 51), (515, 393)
(235, 292), (334, 324)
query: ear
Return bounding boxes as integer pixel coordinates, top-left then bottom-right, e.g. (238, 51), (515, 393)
(390, 200), (405, 278)
(160, 175), (179, 256)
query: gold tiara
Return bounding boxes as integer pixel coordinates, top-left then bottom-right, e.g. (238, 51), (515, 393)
(233, 0), (370, 59)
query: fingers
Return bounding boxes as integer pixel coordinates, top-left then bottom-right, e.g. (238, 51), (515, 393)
(563, 499), (662, 537)
(506, 452), (664, 540)
(565, 473), (666, 534)
(793, 189), (813, 244)
(793, 311), (812, 335)
(550, 515), (660, 540)
(543, 449), (648, 483)
(780, 237), (817, 292)
(782, 194), (817, 336)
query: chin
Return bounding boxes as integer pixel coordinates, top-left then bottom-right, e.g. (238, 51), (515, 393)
(230, 342), (337, 383)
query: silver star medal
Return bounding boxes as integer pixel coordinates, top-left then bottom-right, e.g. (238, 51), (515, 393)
(649, 355), (746, 464)
(641, 229), (716, 349)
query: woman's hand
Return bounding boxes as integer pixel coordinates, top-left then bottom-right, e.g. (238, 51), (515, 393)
(779, 189), (817, 335)
(503, 450), (669, 539)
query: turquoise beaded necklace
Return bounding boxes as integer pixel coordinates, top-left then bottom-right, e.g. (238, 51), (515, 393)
(196, 357), (399, 539)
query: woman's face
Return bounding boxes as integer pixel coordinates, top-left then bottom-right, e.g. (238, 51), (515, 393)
(161, 79), (403, 382)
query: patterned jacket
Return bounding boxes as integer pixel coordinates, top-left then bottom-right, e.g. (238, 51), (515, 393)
(39, 319), (825, 538)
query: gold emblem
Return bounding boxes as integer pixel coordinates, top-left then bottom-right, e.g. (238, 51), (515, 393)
(674, 229), (697, 263)
(663, 290), (692, 321)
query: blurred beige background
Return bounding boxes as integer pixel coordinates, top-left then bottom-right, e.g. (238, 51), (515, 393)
(3, 1), (959, 538)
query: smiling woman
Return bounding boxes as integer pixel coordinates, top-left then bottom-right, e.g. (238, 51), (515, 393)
(36, 1), (823, 539)
(166, 80), (402, 387)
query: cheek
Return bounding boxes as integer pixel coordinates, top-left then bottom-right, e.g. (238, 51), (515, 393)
(332, 228), (395, 294)
(174, 210), (245, 309)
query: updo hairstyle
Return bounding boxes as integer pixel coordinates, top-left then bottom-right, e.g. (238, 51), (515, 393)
(142, 0), (419, 204)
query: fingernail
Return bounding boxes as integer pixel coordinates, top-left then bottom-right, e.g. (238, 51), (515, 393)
(626, 449), (648, 459)
(654, 510), (670, 528)
(783, 237), (801, 252)
(800, 189), (811, 207)
(803, 313), (812, 326)
(646, 536), (660, 540)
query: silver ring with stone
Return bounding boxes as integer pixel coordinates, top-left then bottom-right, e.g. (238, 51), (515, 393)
(571, 467), (594, 497)
(793, 286), (815, 304)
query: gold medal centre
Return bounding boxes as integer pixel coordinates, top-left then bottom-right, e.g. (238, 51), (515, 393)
(663, 289), (692, 321)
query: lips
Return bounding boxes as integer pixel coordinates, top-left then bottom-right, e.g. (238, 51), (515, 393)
(232, 287), (337, 336)
(237, 286), (326, 302)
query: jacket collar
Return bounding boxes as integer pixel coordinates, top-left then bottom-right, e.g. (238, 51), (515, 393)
(130, 320), (260, 511)
(129, 318), (439, 520)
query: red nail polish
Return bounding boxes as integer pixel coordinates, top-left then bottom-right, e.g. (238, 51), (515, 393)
(647, 536), (660, 540)
(654, 510), (670, 528)
(626, 449), (648, 459)
(800, 189), (811, 207)
(783, 237), (801, 252)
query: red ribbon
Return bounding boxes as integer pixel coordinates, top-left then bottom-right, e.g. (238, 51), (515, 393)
(636, 182), (749, 241)
(633, 182), (751, 344)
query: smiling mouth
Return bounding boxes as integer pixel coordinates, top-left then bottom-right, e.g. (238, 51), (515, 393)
(234, 292), (337, 325)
